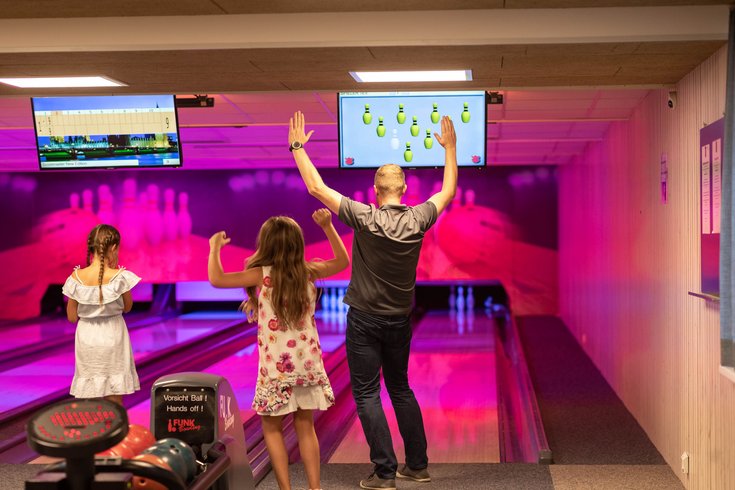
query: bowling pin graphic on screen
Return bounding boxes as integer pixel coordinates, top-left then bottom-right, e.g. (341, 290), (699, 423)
(363, 104), (372, 124)
(410, 117), (420, 137)
(430, 103), (440, 124)
(376, 117), (386, 137)
(390, 129), (400, 151)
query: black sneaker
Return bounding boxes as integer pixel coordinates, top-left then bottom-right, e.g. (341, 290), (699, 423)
(359, 473), (397, 490)
(397, 465), (431, 482)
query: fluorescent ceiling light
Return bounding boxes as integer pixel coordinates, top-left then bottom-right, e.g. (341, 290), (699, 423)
(350, 70), (472, 83)
(0, 76), (126, 88)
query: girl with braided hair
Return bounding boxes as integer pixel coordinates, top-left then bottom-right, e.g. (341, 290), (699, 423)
(62, 224), (141, 405)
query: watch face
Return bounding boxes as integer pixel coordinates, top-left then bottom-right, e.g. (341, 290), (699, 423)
(292, 142), (302, 149)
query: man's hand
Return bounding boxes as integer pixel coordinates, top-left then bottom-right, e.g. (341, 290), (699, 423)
(289, 110), (315, 147)
(434, 115), (456, 150)
(312, 208), (333, 229)
(209, 231), (231, 250)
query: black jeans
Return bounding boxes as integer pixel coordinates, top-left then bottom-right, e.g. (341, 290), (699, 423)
(345, 307), (428, 479)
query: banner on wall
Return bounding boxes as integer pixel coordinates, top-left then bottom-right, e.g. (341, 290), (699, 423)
(700, 118), (724, 295)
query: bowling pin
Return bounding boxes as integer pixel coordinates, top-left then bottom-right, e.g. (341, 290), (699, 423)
(329, 288), (338, 311)
(457, 286), (465, 311)
(404, 143), (413, 163)
(390, 129), (400, 150)
(162, 188), (177, 241)
(449, 285), (456, 310)
(363, 104), (372, 125)
(467, 286), (474, 311)
(465, 189), (476, 208)
(410, 116), (420, 137)
(119, 178), (143, 248)
(69, 192), (80, 210)
(430, 103), (440, 124)
(368, 186), (376, 205)
(82, 189), (94, 214)
(338, 288), (346, 313)
(145, 184), (163, 246)
(450, 187), (463, 211)
(321, 288), (330, 312)
(177, 192), (193, 240)
(397, 104), (406, 124)
(97, 185), (115, 226)
(424, 129), (433, 149)
(461, 102), (470, 123)
(406, 176), (420, 206)
(376, 117), (386, 137)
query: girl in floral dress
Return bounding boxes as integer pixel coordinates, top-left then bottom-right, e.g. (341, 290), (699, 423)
(208, 209), (349, 490)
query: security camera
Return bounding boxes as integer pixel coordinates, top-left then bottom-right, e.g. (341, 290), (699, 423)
(667, 91), (677, 109)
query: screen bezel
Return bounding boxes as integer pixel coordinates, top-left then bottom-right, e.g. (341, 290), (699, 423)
(337, 90), (488, 170)
(31, 94), (183, 171)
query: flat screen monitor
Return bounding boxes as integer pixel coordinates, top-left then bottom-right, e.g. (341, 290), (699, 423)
(31, 94), (181, 170)
(338, 91), (487, 169)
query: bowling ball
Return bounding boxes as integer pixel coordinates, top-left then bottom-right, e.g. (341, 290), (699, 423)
(125, 424), (157, 455)
(142, 443), (188, 482)
(132, 453), (172, 490)
(98, 440), (136, 459)
(156, 438), (197, 481)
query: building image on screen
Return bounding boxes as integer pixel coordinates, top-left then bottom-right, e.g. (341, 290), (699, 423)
(32, 94), (181, 170)
(338, 91), (487, 169)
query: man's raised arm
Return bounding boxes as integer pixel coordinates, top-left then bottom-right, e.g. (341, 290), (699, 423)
(428, 115), (458, 215)
(289, 110), (343, 214)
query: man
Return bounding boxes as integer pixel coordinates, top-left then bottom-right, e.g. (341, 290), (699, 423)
(289, 110), (457, 490)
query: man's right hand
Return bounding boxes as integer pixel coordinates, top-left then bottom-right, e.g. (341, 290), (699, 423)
(289, 111), (315, 148)
(434, 115), (457, 150)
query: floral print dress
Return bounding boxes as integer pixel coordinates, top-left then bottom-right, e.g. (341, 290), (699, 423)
(252, 266), (334, 416)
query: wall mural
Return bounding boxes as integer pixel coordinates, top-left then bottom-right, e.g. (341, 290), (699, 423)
(0, 167), (558, 319)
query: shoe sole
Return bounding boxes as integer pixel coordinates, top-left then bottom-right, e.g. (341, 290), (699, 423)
(359, 483), (396, 490)
(396, 471), (432, 483)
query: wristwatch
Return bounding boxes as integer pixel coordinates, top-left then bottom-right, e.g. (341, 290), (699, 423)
(289, 141), (303, 152)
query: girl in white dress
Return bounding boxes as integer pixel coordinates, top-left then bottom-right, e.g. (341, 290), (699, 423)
(62, 224), (141, 406)
(208, 209), (349, 490)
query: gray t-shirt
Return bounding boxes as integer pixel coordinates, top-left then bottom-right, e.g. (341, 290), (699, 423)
(338, 197), (438, 316)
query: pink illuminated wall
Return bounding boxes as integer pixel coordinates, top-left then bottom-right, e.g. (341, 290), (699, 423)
(558, 47), (733, 489)
(0, 166), (558, 319)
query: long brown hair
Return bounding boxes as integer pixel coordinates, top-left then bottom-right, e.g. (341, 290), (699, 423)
(86, 224), (121, 304)
(242, 216), (316, 328)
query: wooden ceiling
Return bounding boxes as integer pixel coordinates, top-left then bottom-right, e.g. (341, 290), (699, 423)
(0, 2), (729, 169)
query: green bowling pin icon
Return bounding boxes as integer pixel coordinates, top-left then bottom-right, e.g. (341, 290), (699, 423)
(424, 129), (433, 149)
(410, 116), (419, 137)
(363, 104), (372, 124)
(461, 102), (470, 123)
(376, 117), (386, 137)
(430, 103), (440, 123)
(397, 104), (406, 124)
(404, 142), (413, 163)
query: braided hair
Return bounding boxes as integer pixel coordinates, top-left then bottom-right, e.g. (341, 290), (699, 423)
(85, 224), (121, 304)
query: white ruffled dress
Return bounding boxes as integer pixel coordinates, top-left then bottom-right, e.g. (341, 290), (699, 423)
(62, 267), (141, 398)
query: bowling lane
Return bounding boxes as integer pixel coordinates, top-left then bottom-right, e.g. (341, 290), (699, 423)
(0, 312), (152, 355)
(0, 312), (246, 414)
(329, 310), (499, 464)
(126, 309), (349, 426)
